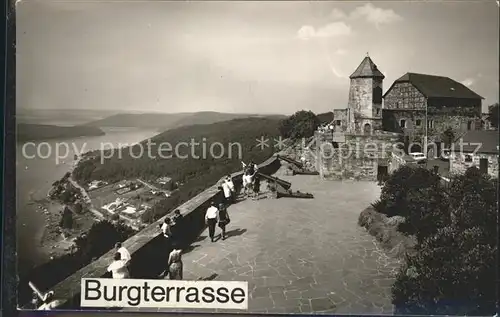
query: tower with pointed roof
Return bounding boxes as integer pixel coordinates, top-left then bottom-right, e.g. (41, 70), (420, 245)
(346, 54), (385, 133)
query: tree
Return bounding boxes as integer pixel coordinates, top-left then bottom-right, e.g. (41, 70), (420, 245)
(279, 110), (320, 140)
(392, 167), (497, 316)
(487, 103), (498, 128)
(59, 206), (73, 229)
(74, 220), (136, 263)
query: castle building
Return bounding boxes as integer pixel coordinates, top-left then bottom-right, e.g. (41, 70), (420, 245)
(382, 73), (484, 145)
(332, 55), (385, 134)
(317, 55), (400, 181)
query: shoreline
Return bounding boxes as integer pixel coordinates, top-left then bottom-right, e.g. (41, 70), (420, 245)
(34, 155), (98, 262)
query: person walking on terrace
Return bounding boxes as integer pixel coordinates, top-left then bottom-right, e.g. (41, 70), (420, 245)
(221, 178), (232, 205)
(252, 173), (261, 200)
(167, 248), (183, 280)
(160, 217), (173, 240)
(205, 201), (219, 242)
(115, 242), (131, 264)
(242, 171), (253, 198)
(226, 175), (235, 203)
(107, 252), (130, 279)
(218, 203), (230, 240)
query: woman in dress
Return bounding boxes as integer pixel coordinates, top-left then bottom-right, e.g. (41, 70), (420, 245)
(218, 203), (230, 240)
(168, 248), (183, 280)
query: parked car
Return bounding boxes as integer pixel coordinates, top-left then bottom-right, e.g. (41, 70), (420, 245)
(409, 152), (427, 164)
(440, 148), (451, 161)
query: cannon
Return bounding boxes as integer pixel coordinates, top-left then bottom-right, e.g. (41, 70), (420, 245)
(277, 155), (304, 169)
(256, 172), (292, 190)
(276, 188), (314, 199)
(292, 170), (319, 176)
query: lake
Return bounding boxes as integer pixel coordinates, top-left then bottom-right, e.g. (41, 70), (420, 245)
(16, 127), (160, 274)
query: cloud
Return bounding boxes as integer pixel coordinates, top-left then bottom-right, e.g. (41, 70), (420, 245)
(461, 78), (475, 87)
(330, 8), (347, 20)
(350, 4), (403, 27)
(297, 22), (352, 40)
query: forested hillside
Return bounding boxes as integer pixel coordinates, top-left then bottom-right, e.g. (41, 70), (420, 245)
(84, 111), (286, 130)
(74, 117), (282, 221)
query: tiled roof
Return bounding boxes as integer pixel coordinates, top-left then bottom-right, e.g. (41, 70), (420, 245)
(453, 130), (499, 154)
(349, 56), (385, 79)
(391, 72), (483, 99)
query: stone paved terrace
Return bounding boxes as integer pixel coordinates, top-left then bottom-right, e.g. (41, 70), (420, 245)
(124, 175), (402, 315)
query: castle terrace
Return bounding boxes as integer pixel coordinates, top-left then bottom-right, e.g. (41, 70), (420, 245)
(122, 175), (401, 314)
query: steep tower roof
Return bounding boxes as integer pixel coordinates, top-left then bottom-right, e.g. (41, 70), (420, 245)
(349, 56), (385, 79)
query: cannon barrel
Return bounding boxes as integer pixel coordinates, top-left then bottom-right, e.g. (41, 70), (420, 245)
(256, 172), (292, 190)
(277, 155), (304, 169)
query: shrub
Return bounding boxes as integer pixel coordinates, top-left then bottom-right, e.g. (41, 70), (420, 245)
(379, 165), (443, 218)
(392, 167), (497, 315)
(398, 186), (451, 244)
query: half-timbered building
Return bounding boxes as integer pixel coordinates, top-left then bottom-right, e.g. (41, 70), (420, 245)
(382, 73), (484, 144)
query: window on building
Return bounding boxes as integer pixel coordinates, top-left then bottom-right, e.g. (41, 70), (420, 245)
(373, 87), (383, 104)
(479, 158), (488, 174)
(376, 108), (380, 116)
(335, 120), (341, 125)
(416, 119), (422, 127)
(428, 120), (434, 129)
(400, 119), (406, 128)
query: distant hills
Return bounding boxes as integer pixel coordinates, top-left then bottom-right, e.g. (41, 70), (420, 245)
(17, 123), (105, 143)
(83, 111), (286, 131)
(16, 108), (122, 126)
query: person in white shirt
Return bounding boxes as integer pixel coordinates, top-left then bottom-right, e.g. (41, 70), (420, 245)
(115, 242), (131, 263)
(160, 217), (172, 239)
(225, 175), (235, 203)
(242, 171), (254, 198)
(107, 252), (129, 279)
(205, 202), (219, 242)
(221, 180), (232, 204)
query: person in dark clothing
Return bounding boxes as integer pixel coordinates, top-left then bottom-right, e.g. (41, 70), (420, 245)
(217, 203), (230, 240)
(252, 174), (261, 200)
(171, 210), (184, 248)
(205, 201), (219, 242)
(172, 209), (183, 223)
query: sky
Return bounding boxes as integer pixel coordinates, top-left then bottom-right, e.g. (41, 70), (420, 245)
(16, 0), (499, 115)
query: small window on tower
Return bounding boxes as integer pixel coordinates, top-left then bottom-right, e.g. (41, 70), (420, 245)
(376, 108), (380, 116)
(400, 119), (406, 128)
(416, 119), (422, 127)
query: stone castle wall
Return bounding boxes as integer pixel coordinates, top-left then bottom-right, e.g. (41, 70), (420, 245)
(316, 131), (401, 181)
(348, 78), (374, 118)
(383, 109), (481, 143)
